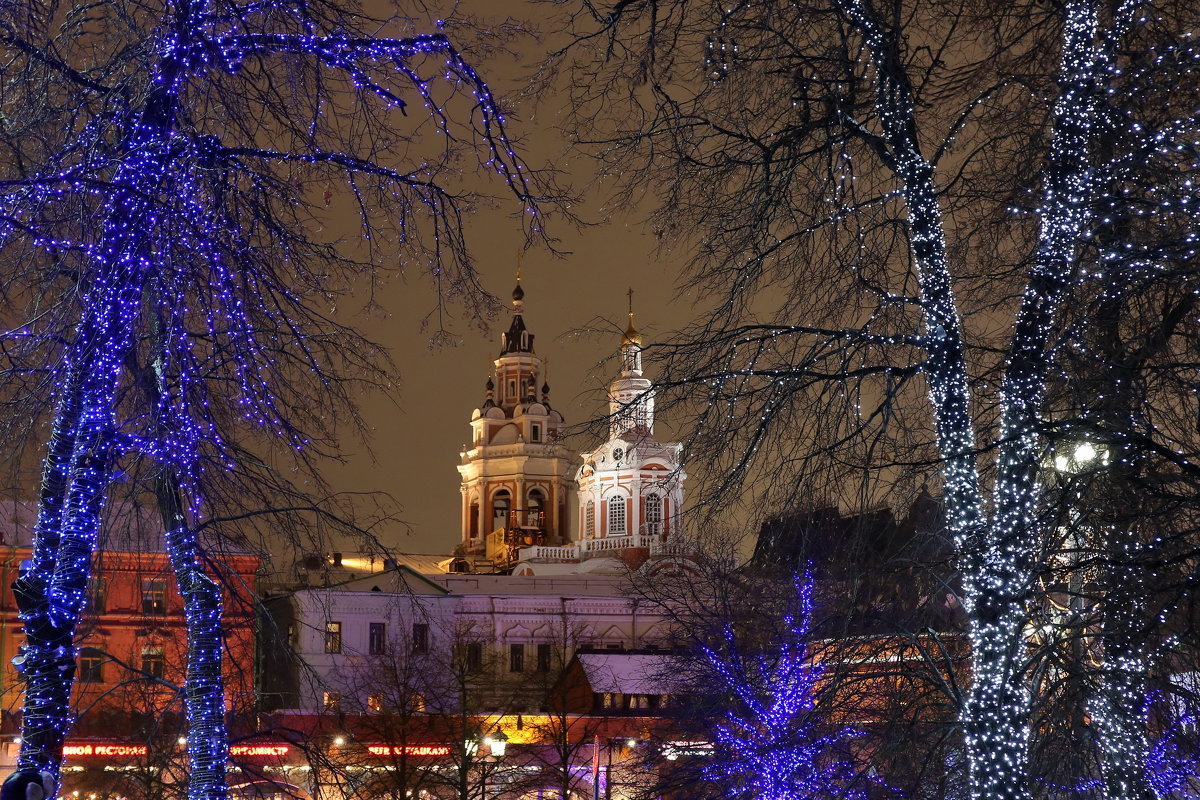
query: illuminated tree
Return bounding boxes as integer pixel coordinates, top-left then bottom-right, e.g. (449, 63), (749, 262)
(694, 572), (869, 800)
(547, 1), (1200, 799)
(0, 0), (538, 795)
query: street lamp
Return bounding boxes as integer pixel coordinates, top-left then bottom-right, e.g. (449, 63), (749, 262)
(467, 731), (508, 799)
(483, 731), (508, 759)
(1051, 438), (1109, 474)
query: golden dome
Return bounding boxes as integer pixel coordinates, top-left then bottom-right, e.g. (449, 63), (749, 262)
(621, 312), (643, 347)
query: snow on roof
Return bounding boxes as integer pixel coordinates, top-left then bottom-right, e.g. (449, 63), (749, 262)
(576, 653), (687, 695)
(386, 553), (452, 574)
(431, 573), (632, 596)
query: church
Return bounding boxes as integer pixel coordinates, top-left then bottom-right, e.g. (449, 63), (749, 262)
(252, 278), (694, 800)
(451, 278), (688, 577)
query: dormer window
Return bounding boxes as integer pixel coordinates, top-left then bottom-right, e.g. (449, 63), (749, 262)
(532, 424), (541, 442)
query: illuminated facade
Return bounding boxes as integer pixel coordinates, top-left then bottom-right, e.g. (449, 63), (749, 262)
(0, 500), (260, 798)
(455, 281), (577, 570)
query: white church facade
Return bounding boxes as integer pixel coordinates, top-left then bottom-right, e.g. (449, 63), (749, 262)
(454, 280), (687, 577)
(264, 275), (693, 720)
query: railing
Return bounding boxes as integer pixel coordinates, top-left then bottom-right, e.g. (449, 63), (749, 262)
(514, 525), (693, 563)
(580, 533), (660, 555)
(517, 544), (581, 562)
(649, 537), (696, 557)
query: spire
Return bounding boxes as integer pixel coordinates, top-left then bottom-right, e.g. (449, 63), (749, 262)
(621, 286), (642, 347)
(618, 287), (643, 376)
(512, 250), (525, 304)
(500, 252), (534, 355)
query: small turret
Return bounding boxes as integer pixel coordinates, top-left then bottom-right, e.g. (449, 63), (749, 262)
(482, 377), (496, 409)
(500, 279), (534, 355)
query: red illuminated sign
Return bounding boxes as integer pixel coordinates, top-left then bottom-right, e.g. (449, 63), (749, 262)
(367, 745), (451, 757)
(229, 745), (290, 757)
(63, 744), (148, 757)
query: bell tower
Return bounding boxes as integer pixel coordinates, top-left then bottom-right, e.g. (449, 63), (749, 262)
(456, 276), (577, 569)
(576, 298), (685, 555)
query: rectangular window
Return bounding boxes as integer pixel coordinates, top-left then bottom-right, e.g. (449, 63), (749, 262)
(368, 622), (386, 655)
(79, 649), (104, 683)
(608, 496), (627, 535)
(411, 623), (429, 654)
(142, 648), (165, 679)
(537, 643), (552, 673)
(324, 621), (342, 654)
(367, 693), (384, 712)
(466, 642), (483, 673)
(87, 578), (107, 614)
(323, 691), (341, 711)
(645, 495), (663, 536)
(509, 643), (524, 673)
(531, 424), (541, 442)
(142, 579), (167, 615)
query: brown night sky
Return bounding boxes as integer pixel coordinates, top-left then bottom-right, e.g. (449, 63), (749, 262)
(326, 0), (693, 556)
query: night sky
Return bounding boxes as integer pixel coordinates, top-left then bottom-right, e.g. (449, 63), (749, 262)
(325, 0), (692, 556)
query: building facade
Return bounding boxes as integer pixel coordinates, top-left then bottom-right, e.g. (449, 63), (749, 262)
(451, 281), (688, 577)
(455, 282), (577, 572)
(0, 500), (260, 799)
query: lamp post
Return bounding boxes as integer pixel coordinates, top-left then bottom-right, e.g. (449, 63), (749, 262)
(1043, 435), (1113, 772)
(470, 731), (507, 800)
(603, 737), (642, 800)
(1044, 437), (1108, 643)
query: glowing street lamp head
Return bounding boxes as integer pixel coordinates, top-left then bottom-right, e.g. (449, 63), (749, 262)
(486, 732), (508, 759)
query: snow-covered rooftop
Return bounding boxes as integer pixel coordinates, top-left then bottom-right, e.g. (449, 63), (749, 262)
(576, 653), (687, 695)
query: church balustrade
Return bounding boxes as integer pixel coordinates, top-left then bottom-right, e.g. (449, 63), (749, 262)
(516, 544), (581, 562)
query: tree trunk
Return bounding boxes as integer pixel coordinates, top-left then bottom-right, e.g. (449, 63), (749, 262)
(15, 308), (128, 776)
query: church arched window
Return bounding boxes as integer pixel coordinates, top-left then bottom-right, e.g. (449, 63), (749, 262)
(492, 490), (511, 529)
(584, 501), (596, 538)
(528, 489), (546, 528)
(469, 500), (480, 539)
(645, 494), (664, 536)
(608, 495), (627, 535)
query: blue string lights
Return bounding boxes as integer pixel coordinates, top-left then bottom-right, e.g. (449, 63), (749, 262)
(0, 2), (532, 796)
(698, 573), (870, 800)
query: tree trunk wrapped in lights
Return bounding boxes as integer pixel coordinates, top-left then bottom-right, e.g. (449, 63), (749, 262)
(547, 0), (1200, 798)
(0, 0), (539, 793)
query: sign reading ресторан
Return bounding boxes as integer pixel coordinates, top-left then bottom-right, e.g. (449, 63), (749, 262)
(63, 743), (291, 758)
(63, 744), (149, 757)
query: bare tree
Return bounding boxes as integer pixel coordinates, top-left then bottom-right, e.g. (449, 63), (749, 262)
(544, 0), (1200, 798)
(0, 0), (546, 794)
